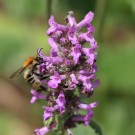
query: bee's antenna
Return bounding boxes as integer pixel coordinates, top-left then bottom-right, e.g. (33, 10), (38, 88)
(37, 48), (43, 56)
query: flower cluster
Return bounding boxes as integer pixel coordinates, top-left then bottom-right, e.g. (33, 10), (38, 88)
(31, 11), (99, 135)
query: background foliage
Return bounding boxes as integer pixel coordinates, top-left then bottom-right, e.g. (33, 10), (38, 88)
(0, 0), (135, 135)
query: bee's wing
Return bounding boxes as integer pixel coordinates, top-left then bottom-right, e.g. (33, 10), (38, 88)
(10, 67), (26, 79)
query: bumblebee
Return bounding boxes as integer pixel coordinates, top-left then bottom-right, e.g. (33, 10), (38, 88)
(10, 48), (47, 90)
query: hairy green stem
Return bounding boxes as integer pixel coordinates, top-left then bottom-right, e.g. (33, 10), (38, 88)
(90, 119), (103, 135)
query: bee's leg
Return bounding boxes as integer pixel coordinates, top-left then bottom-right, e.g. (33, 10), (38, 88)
(37, 85), (47, 92)
(40, 85), (47, 91)
(37, 89), (42, 92)
(34, 72), (50, 79)
(40, 75), (50, 80)
(33, 72), (43, 77)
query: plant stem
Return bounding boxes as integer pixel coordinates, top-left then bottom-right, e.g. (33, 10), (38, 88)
(90, 119), (103, 135)
(94, 0), (108, 42)
(46, 0), (52, 22)
(61, 129), (65, 135)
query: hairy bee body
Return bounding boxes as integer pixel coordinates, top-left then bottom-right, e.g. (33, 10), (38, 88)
(10, 48), (47, 91)
(24, 65), (42, 88)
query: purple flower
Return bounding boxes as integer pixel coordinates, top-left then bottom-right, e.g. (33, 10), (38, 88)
(39, 63), (46, 74)
(70, 44), (82, 64)
(78, 32), (91, 43)
(77, 11), (94, 30)
(86, 24), (95, 33)
(65, 59), (71, 66)
(56, 91), (66, 114)
(78, 102), (98, 111)
(50, 57), (63, 64)
(70, 74), (79, 84)
(65, 112), (94, 127)
(34, 126), (49, 135)
(68, 26), (78, 45)
(43, 105), (58, 120)
(60, 37), (67, 45)
(78, 102), (98, 125)
(89, 36), (97, 47)
(78, 73), (97, 93)
(48, 80), (59, 89)
(51, 49), (58, 57)
(83, 110), (94, 126)
(65, 113), (94, 127)
(48, 72), (66, 89)
(92, 79), (100, 89)
(30, 90), (47, 104)
(83, 78), (92, 91)
(48, 38), (59, 52)
(47, 16), (67, 36)
(79, 70), (91, 76)
(82, 47), (96, 65)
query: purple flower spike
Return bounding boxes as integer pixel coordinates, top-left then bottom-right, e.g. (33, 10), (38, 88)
(29, 11), (99, 135)
(56, 91), (66, 114)
(34, 126), (49, 135)
(30, 90), (47, 104)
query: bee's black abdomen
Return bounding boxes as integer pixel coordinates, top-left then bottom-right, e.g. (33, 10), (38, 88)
(27, 77), (34, 83)
(27, 73), (31, 78)
(31, 79), (35, 84)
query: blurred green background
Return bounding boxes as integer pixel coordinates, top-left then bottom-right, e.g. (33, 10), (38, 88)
(0, 0), (135, 135)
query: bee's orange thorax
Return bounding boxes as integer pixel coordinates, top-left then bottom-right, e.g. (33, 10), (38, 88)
(23, 57), (35, 67)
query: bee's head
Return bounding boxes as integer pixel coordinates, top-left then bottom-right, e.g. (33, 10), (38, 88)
(36, 48), (43, 64)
